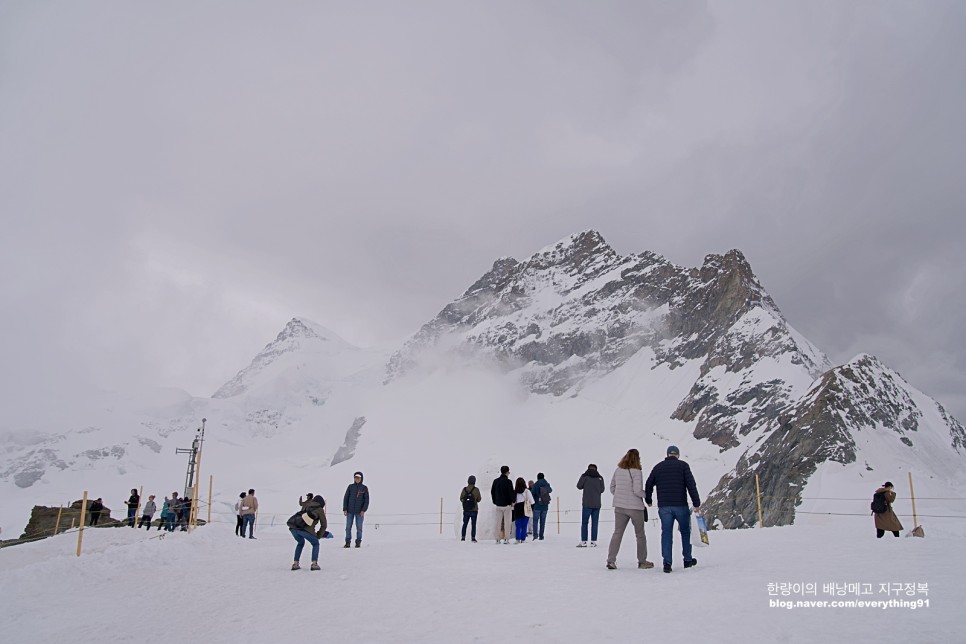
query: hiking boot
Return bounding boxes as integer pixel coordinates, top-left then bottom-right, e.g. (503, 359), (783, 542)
(663, 563), (672, 573)
(638, 561), (655, 570)
(291, 562), (300, 571)
(344, 541), (351, 548)
(606, 562), (617, 570)
(355, 541), (361, 548)
(684, 558), (698, 568)
(310, 563), (321, 571)
(471, 538), (478, 543)
(577, 541), (588, 548)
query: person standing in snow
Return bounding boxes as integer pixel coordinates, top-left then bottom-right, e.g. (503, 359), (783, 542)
(645, 445), (701, 573)
(138, 495), (157, 529)
(460, 475), (482, 542)
(491, 466), (514, 544)
(512, 477), (534, 543)
(240, 488), (258, 538)
(343, 472), (369, 548)
(530, 473), (552, 541)
(125, 489), (140, 528)
(873, 481), (904, 538)
(576, 464), (605, 547)
(288, 494), (327, 571)
(234, 492), (247, 537)
(158, 497), (170, 531)
(606, 449), (654, 570)
(88, 498), (104, 527)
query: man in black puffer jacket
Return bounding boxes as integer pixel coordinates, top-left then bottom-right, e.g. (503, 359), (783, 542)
(343, 472), (369, 548)
(645, 446), (701, 574)
(491, 466), (515, 544)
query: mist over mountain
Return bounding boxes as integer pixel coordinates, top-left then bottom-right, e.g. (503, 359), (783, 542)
(2, 231), (963, 535)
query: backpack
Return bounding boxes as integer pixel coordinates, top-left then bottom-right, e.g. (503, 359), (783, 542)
(286, 511), (309, 531)
(461, 487), (477, 512)
(539, 486), (551, 505)
(870, 491), (888, 514)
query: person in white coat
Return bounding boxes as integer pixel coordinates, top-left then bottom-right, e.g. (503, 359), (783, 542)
(512, 477), (535, 543)
(605, 449), (653, 570)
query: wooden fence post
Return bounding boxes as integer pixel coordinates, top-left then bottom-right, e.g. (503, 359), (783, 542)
(556, 497), (561, 534)
(76, 491), (88, 557)
(134, 485), (143, 527)
(207, 475), (213, 525)
(439, 497), (443, 535)
(755, 474), (764, 528)
(908, 471), (919, 528)
(54, 504), (63, 536)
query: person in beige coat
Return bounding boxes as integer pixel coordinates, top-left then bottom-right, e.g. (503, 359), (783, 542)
(873, 482), (904, 538)
(605, 449), (653, 570)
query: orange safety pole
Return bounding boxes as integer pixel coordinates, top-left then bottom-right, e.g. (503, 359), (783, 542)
(76, 491), (88, 556)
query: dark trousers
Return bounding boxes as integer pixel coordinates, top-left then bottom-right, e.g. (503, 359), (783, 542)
(461, 511), (478, 539)
(877, 529), (900, 538)
(581, 507), (600, 542)
(138, 515), (153, 529)
(236, 515), (244, 536)
(291, 528), (320, 562)
(90, 512), (100, 527)
(127, 507), (137, 527)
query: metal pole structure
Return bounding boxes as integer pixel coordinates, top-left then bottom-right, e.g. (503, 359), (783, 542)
(54, 504), (63, 536)
(755, 474), (764, 528)
(76, 491), (88, 557)
(908, 471), (918, 528)
(439, 497), (443, 535)
(208, 474), (213, 525)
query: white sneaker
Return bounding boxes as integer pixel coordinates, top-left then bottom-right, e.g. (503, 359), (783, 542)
(503, 539), (509, 544)
(590, 542), (598, 547)
(576, 541), (588, 548)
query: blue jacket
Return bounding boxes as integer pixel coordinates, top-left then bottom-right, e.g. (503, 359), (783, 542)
(531, 479), (553, 510)
(343, 478), (370, 514)
(645, 457), (701, 508)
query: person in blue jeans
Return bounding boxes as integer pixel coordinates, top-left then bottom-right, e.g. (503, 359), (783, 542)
(645, 445), (701, 573)
(530, 473), (552, 540)
(343, 471), (369, 548)
(576, 464), (605, 547)
(288, 494), (326, 571)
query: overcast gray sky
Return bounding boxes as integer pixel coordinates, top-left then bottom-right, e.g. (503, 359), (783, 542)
(2, 0), (965, 426)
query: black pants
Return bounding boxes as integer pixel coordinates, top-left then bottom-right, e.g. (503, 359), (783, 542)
(236, 515), (244, 536)
(876, 529), (900, 538)
(138, 515), (153, 529)
(461, 511), (478, 539)
(90, 513), (100, 526)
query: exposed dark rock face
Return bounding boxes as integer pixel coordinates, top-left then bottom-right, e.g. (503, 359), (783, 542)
(331, 417), (367, 466)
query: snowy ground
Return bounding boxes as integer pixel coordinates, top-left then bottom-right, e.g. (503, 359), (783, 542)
(1, 515), (962, 644)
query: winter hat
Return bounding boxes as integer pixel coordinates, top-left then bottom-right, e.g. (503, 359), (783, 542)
(587, 463), (597, 470)
(667, 445), (680, 456)
(353, 471), (363, 479)
(467, 475), (476, 485)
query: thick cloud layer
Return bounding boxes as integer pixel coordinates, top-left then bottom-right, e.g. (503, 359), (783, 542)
(2, 1), (964, 424)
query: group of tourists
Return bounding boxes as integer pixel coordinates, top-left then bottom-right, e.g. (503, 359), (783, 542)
(95, 489), (193, 531)
(474, 445), (702, 573)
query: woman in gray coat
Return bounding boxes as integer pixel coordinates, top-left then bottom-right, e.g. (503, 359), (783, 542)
(606, 449), (653, 570)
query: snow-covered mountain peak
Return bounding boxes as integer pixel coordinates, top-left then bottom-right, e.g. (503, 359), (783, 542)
(212, 317), (359, 399)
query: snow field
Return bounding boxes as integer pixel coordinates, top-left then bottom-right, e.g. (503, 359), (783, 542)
(1, 515), (962, 644)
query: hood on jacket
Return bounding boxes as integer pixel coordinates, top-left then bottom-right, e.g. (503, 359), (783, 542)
(353, 471), (364, 483)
